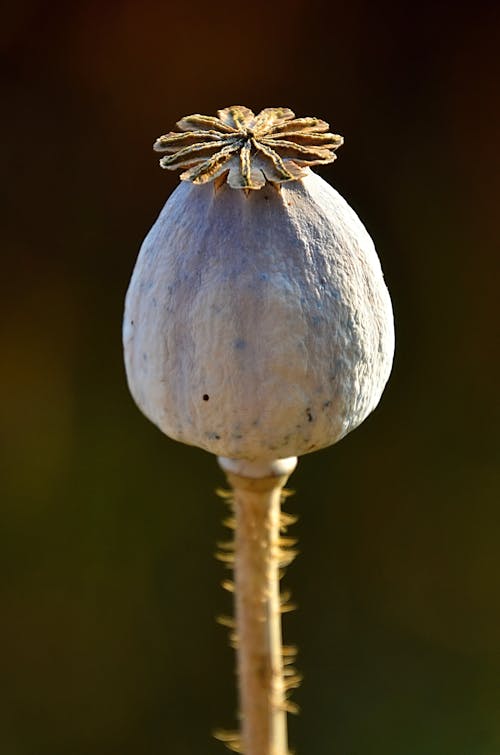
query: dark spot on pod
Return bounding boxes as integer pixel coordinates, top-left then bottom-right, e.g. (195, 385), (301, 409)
(234, 339), (246, 350)
(323, 400), (331, 409)
(306, 408), (313, 422)
(203, 394), (209, 401)
(130, 320), (134, 326)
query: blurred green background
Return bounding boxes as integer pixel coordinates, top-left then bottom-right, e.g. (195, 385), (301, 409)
(1, 1), (499, 753)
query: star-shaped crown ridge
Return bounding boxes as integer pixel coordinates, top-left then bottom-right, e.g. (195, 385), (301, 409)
(153, 105), (344, 191)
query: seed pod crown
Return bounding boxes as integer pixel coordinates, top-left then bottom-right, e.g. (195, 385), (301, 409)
(153, 105), (343, 191)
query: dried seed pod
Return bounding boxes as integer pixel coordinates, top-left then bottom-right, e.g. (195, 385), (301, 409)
(124, 108), (394, 461)
(123, 106), (395, 755)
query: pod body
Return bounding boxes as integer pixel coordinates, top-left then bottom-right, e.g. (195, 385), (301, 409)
(123, 171), (394, 460)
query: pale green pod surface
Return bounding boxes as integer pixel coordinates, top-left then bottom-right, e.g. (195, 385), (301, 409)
(123, 170), (394, 461)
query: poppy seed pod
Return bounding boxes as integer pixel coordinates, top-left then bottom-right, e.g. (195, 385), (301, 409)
(123, 106), (394, 463)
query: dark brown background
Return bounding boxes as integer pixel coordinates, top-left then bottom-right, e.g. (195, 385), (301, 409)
(2, 1), (499, 753)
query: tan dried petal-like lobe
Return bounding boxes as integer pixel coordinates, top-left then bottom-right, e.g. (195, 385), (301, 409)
(154, 130), (224, 152)
(227, 162), (266, 190)
(217, 105), (255, 130)
(269, 118), (330, 135)
(252, 141), (297, 181)
(180, 144), (241, 184)
(271, 132), (344, 147)
(260, 137), (335, 162)
(177, 114), (237, 133)
(160, 156), (204, 170)
(252, 107), (295, 133)
(239, 140), (253, 187)
(156, 105), (343, 190)
(159, 141), (226, 169)
(252, 154), (306, 185)
(291, 154), (338, 167)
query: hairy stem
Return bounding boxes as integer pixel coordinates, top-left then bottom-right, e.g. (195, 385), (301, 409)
(218, 457), (297, 755)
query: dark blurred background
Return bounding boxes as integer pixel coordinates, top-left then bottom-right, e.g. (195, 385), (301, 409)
(1, 1), (499, 753)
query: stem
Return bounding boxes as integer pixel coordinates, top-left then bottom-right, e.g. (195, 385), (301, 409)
(218, 457), (297, 755)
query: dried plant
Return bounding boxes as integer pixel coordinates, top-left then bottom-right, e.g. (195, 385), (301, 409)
(124, 105), (394, 755)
